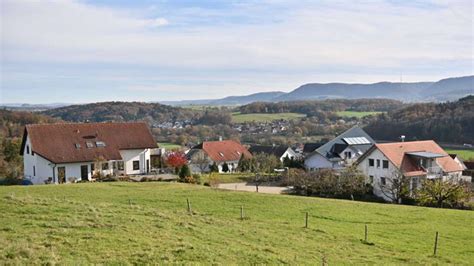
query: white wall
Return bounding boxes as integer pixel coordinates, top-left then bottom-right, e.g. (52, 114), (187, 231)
(304, 152), (334, 170)
(120, 149), (151, 175)
(280, 148), (297, 162)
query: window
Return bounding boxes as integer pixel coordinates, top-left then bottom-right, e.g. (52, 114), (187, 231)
(96, 141), (106, 147)
(133, 160), (140, 170)
(112, 161), (117, 170)
(376, 159), (381, 168)
(344, 151), (352, 159)
(26, 145), (30, 154)
(90, 163), (95, 174)
(369, 159), (374, 167)
(382, 160), (389, 169)
(86, 142), (94, 148)
(33, 166), (36, 176)
(380, 177), (386, 186)
(219, 152), (224, 157)
(75, 143), (81, 149)
(118, 161), (124, 171)
(102, 162), (109, 170)
(369, 175), (374, 183)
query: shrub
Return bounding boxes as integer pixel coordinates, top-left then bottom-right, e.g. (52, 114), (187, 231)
(208, 173), (220, 188)
(209, 162), (219, 173)
(178, 165), (191, 182)
(192, 174), (201, 184)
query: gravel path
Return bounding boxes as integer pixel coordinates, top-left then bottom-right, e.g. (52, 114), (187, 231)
(217, 182), (293, 194)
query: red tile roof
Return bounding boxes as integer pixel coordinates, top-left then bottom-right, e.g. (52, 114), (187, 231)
(194, 140), (252, 162)
(21, 122), (157, 163)
(375, 140), (463, 175)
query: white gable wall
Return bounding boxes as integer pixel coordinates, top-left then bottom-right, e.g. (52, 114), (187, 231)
(280, 148), (297, 162)
(305, 153), (333, 170)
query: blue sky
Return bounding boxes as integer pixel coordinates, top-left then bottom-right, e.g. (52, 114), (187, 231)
(1, 0), (472, 104)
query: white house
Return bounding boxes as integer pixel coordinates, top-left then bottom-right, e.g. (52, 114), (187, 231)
(249, 145), (298, 162)
(21, 122), (157, 184)
(187, 140), (252, 173)
(305, 126), (375, 171)
(356, 140), (465, 202)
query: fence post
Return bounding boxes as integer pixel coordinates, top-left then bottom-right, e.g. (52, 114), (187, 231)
(305, 212), (309, 228)
(365, 224), (368, 242)
(187, 198), (192, 214)
(240, 205), (244, 220)
(433, 231), (439, 256)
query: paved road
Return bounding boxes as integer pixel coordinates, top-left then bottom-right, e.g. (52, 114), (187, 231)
(217, 182), (293, 194)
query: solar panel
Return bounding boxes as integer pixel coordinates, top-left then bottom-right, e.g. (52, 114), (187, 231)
(343, 137), (371, 145)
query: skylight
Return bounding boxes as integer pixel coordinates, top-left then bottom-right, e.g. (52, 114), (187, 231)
(75, 143), (81, 149)
(96, 141), (106, 147)
(86, 142), (94, 148)
(219, 152), (224, 157)
(343, 137), (371, 145)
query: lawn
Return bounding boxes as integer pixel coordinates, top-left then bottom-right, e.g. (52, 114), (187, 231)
(158, 142), (182, 150)
(0, 183), (472, 264)
(201, 173), (255, 184)
(232, 112), (306, 123)
(336, 111), (383, 118)
(445, 149), (474, 161)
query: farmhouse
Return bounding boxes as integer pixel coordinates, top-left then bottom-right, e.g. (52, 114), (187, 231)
(249, 145), (298, 162)
(21, 122), (157, 184)
(187, 140), (252, 173)
(304, 126), (375, 171)
(356, 140), (465, 202)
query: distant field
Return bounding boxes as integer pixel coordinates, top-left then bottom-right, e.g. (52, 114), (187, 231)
(158, 142), (182, 150)
(232, 112), (306, 123)
(0, 183), (472, 264)
(336, 111), (383, 118)
(445, 149), (474, 161)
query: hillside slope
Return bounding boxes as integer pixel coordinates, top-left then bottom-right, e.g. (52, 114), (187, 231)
(0, 183), (472, 264)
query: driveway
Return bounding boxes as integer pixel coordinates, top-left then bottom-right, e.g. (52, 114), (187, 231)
(217, 182), (293, 194)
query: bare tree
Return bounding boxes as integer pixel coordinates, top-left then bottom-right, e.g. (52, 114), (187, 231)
(191, 152), (210, 173)
(379, 170), (410, 203)
(417, 179), (471, 208)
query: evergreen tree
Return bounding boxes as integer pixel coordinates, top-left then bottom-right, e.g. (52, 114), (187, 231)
(179, 164), (191, 181)
(221, 162), (229, 173)
(209, 162), (219, 173)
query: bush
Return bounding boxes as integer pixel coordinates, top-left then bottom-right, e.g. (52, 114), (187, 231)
(208, 173), (220, 188)
(209, 162), (219, 173)
(192, 174), (201, 184)
(178, 165), (191, 182)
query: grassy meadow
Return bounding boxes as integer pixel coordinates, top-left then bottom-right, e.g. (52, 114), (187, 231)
(336, 111), (383, 118)
(232, 112), (306, 123)
(0, 182), (473, 264)
(445, 149), (474, 161)
(157, 142), (182, 150)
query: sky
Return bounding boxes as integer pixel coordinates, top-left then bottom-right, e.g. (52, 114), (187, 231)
(0, 0), (473, 104)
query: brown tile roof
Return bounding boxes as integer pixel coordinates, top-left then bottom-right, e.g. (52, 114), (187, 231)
(375, 140), (463, 175)
(21, 122), (157, 163)
(194, 140), (252, 162)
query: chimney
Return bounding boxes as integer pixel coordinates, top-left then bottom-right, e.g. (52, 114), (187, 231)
(219, 136), (223, 141)
(400, 135), (405, 142)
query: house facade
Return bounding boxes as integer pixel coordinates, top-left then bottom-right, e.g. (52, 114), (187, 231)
(356, 140), (464, 202)
(305, 126), (375, 171)
(249, 145), (298, 162)
(21, 122), (157, 184)
(187, 140), (252, 173)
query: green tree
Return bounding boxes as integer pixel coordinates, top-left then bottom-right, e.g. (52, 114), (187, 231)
(179, 164), (191, 181)
(416, 179), (471, 208)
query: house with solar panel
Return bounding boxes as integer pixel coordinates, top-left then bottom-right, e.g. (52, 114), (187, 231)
(20, 122), (157, 184)
(304, 126), (375, 171)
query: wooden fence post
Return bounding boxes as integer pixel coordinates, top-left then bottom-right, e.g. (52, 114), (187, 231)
(240, 205), (244, 220)
(433, 231), (439, 256)
(365, 224), (368, 242)
(186, 198), (192, 214)
(305, 212), (309, 228)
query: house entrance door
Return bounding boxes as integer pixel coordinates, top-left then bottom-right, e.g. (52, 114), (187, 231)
(81, 165), (88, 180)
(58, 167), (66, 183)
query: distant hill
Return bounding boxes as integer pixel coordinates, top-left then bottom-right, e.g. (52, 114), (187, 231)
(161, 75), (473, 105)
(159, 91), (285, 106)
(364, 95), (474, 144)
(42, 101), (200, 123)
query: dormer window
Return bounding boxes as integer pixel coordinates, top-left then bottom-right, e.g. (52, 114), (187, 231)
(75, 143), (81, 149)
(96, 141), (106, 147)
(86, 142), (94, 148)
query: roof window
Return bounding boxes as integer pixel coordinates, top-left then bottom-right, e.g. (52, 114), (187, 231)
(75, 143), (81, 149)
(86, 142), (94, 148)
(219, 152), (224, 157)
(96, 141), (106, 147)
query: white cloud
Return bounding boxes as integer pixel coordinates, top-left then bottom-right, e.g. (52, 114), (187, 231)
(0, 0), (472, 102)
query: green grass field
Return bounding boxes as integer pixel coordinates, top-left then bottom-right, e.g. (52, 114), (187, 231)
(201, 173), (255, 184)
(445, 149), (474, 161)
(232, 112), (306, 123)
(1, 183), (472, 264)
(336, 111), (383, 118)
(158, 142), (182, 150)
